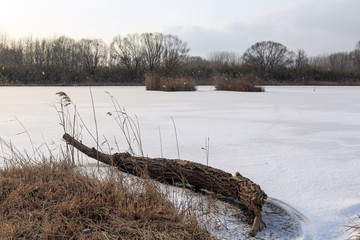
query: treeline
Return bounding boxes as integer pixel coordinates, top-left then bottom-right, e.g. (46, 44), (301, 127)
(208, 41), (360, 85)
(0, 32), (360, 85)
(0, 33), (189, 85)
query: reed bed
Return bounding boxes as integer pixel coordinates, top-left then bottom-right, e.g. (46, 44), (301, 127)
(213, 73), (264, 92)
(145, 72), (196, 92)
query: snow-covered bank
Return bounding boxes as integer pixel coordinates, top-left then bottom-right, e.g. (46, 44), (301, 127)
(0, 85), (359, 239)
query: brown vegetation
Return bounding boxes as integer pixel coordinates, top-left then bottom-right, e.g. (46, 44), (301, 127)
(213, 73), (264, 92)
(0, 160), (214, 239)
(145, 71), (196, 91)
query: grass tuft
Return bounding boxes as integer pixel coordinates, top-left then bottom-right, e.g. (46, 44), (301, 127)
(0, 160), (214, 239)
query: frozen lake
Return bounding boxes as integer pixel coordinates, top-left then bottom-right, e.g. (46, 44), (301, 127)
(0, 85), (359, 239)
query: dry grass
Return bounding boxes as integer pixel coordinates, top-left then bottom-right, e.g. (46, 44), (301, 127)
(347, 215), (360, 240)
(213, 73), (264, 92)
(145, 72), (196, 91)
(0, 159), (214, 240)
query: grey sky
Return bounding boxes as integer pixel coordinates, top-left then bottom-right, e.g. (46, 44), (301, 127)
(0, 0), (359, 57)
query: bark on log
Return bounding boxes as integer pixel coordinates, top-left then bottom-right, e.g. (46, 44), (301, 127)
(63, 133), (267, 236)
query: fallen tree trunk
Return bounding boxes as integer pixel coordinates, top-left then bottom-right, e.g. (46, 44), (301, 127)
(63, 133), (267, 237)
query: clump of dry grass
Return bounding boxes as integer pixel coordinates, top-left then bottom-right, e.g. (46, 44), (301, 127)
(347, 215), (360, 240)
(213, 73), (264, 92)
(145, 71), (197, 91)
(0, 160), (214, 239)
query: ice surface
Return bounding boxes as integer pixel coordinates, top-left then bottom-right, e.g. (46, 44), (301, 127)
(1, 85), (359, 239)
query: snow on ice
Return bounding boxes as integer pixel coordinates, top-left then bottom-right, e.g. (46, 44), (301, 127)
(0, 85), (359, 239)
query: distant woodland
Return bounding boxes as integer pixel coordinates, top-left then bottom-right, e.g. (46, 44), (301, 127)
(0, 32), (360, 85)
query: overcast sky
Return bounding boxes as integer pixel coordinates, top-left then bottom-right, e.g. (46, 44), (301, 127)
(0, 0), (359, 57)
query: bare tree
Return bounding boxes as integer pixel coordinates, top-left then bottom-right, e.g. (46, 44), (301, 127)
(10, 40), (24, 66)
(0, 33), (8, 50)
(22, 37), (53, 68)
(22, 36), (34, 65)
(294, 49), (308, 83)
(184, 55), (208, 65)
(309, 54), (331, 70)
(111, 34), (144, 80)
(35, 39), (49, 67)
(78, 38), (107, 77)
(141, 33), (164, 71)
(0, 38), (23, 67)
(162, 34), (190, 76)
(354, 40), (360, 71)
(0, 33), (10, 65)
(309, 52), (354, 72)
(295, 49), (308, 70)
(207, 51), (241, 65)
(328, 52), (351, 71)
(49, 36), (79, 68)
(242, 41), (294, 81)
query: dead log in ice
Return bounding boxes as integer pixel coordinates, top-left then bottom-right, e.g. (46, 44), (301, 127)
(63, 133), (267, 236)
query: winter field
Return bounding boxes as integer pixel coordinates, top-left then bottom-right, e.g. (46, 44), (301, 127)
(0, 85), (359, 239)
